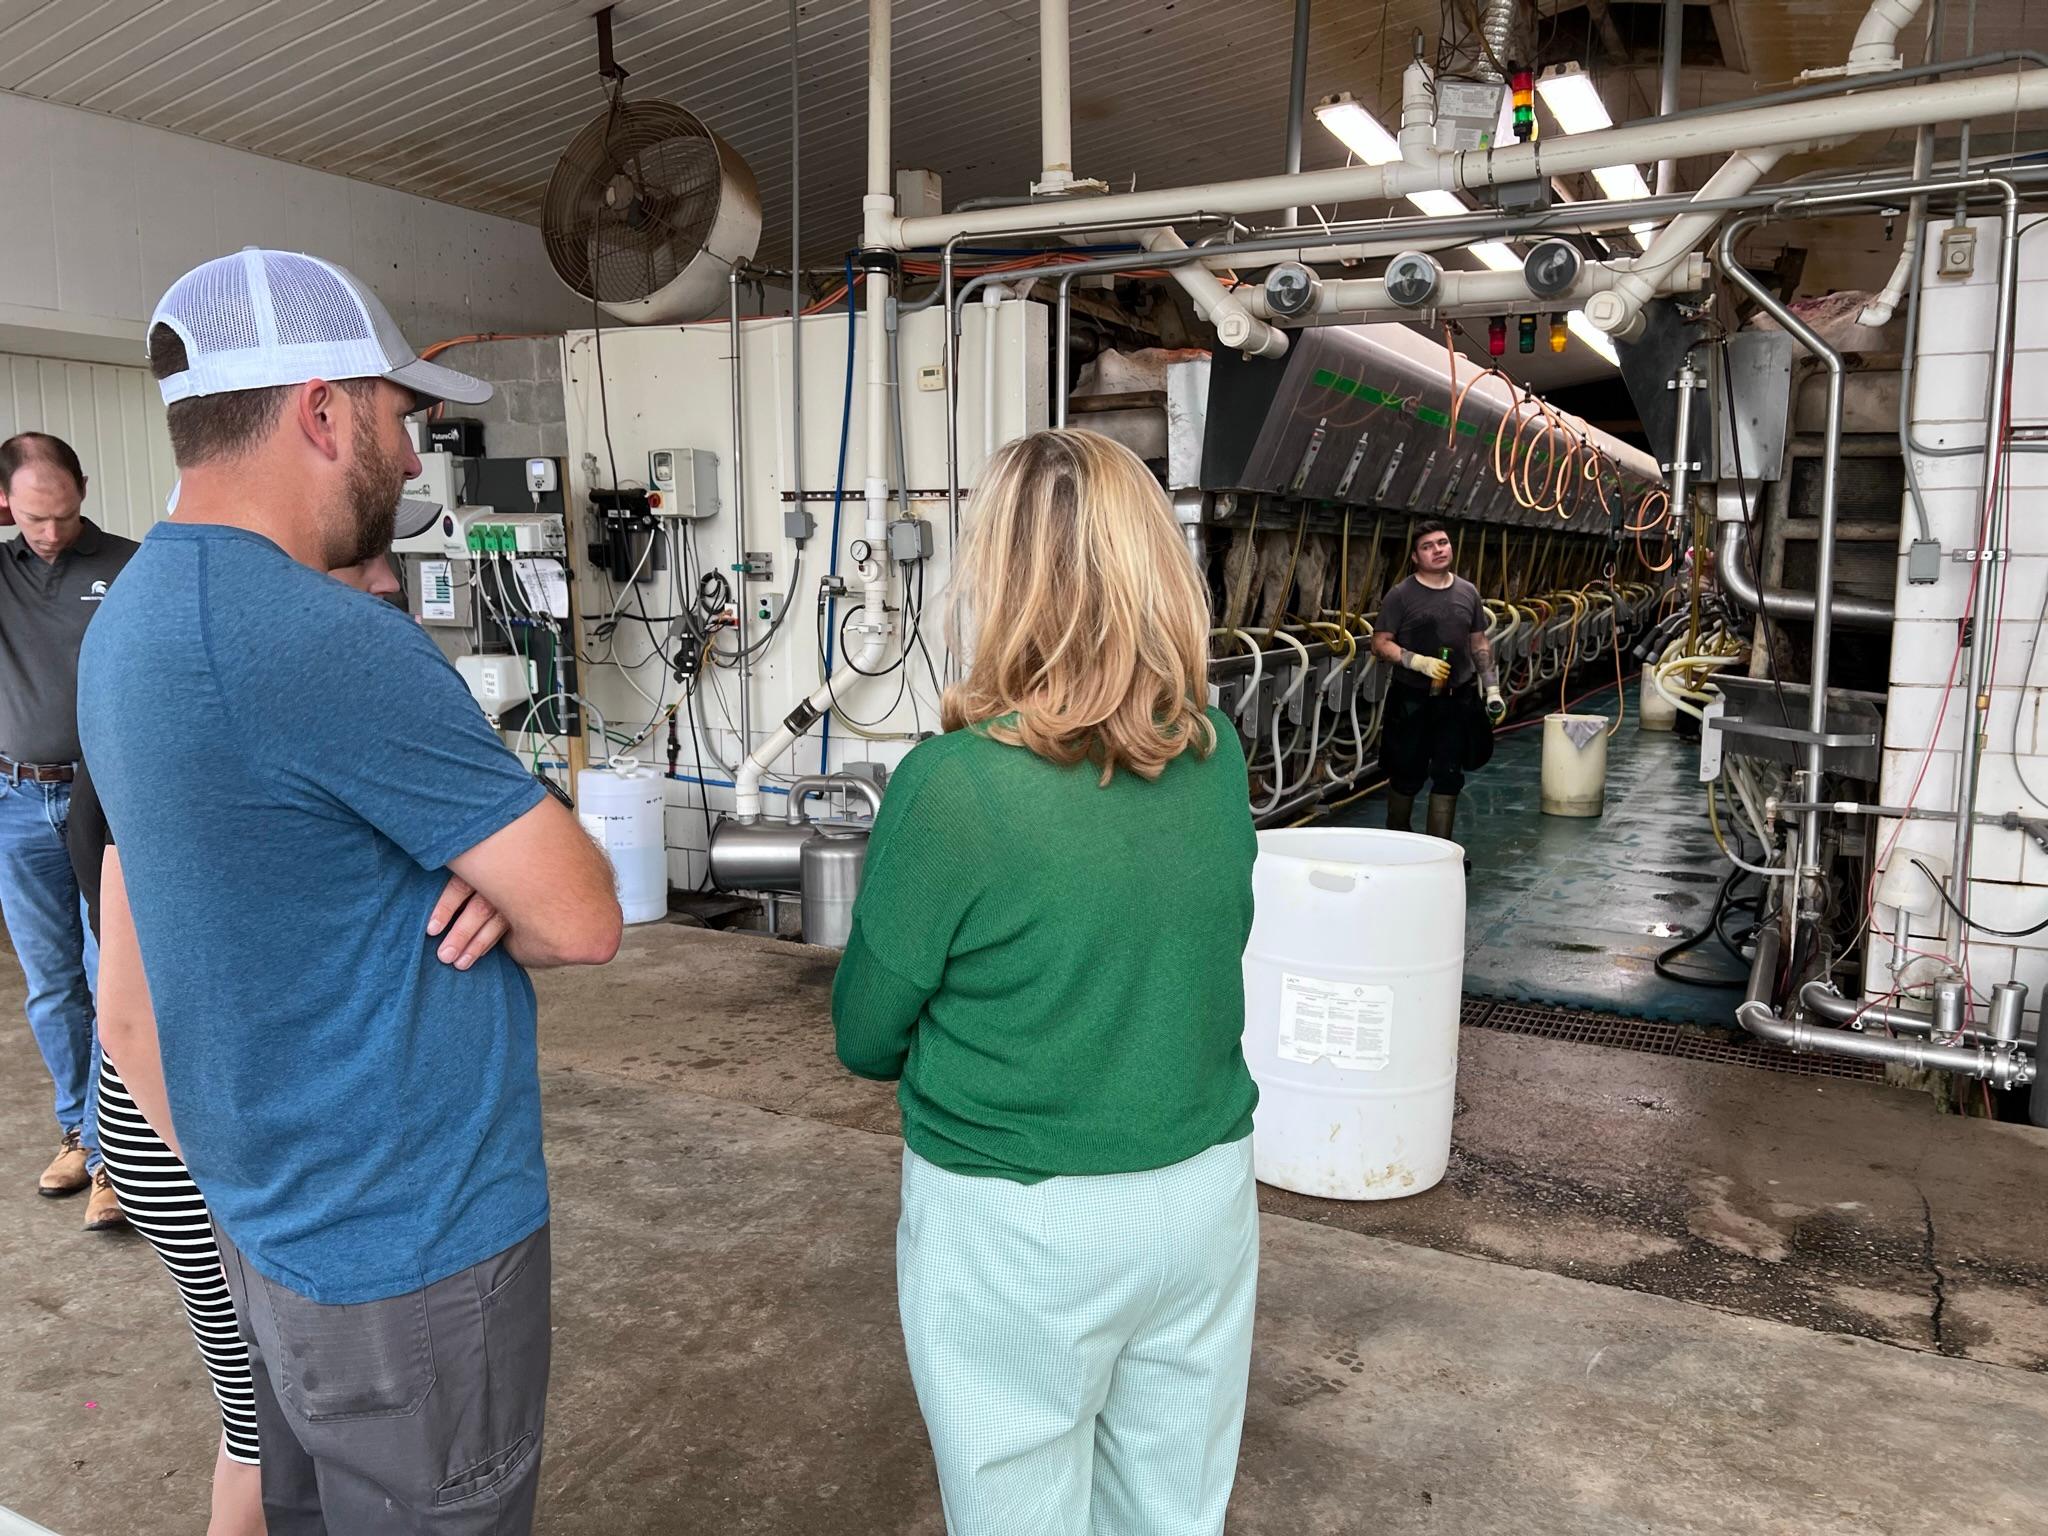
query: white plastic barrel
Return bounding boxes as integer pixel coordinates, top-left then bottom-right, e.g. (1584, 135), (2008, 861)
(1638, 668), (1678, 731)
(576, 767), (668, 925)
(1541, 714), (1609, 817)
(1241, 829), (1464, 1200)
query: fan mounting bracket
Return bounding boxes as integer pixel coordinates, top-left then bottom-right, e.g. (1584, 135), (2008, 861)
(594, 6), (630, 83)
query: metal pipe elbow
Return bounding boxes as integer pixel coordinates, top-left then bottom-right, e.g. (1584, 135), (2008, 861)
(1714, 519), (1893, 629)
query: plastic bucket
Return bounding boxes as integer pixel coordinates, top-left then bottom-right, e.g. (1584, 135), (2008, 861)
(1639, 669), (1678, 731)
(1541, 714), (1609, 817)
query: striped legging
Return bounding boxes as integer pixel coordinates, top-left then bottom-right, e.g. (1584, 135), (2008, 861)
(94, 1052), (260, 1465)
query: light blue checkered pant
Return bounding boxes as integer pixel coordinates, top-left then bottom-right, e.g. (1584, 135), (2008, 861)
(897, 1136), (1259, 1536)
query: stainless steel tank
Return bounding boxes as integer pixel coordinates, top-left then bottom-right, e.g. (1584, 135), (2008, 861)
(708, 775), (882, 897)
(800, 826), (870, 949)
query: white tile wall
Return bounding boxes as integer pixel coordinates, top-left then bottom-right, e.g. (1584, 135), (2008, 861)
(1910, 351), (1993, 425)
(1914, 282), (2003, 355)
(1896, 484), (1987, 551)
(1882, 222), (2048, 1022)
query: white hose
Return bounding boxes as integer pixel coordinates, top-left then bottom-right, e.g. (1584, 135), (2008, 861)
(1251, 631), (1312, 815)
(1218, 628), (1264, 722)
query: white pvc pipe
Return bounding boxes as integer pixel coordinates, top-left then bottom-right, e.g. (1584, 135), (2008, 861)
(1849, 0), (1926, 73)
(1399, 60), (1435, 166)
(1583, 147), (1786, 340)
(887, 67), (2048, 247)
(1144, 226), (1289, 357)
(866, 0), (892, 197)
(1236, 256), (1707, 321)
(1039, 0), (1074, 192)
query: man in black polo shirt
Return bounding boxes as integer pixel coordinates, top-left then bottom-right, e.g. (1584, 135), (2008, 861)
(0, 432), (136, 1228)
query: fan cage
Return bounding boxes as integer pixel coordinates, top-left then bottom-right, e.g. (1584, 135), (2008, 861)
(544, 102), (729, 306)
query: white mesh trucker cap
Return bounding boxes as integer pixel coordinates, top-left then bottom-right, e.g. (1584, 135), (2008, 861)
(148, 248), (492, 409)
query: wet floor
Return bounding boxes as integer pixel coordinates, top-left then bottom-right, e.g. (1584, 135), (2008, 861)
(1327, 682), (1749, 1024)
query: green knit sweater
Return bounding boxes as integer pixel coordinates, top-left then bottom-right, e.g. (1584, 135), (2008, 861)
(832, 709), (1259, 1182)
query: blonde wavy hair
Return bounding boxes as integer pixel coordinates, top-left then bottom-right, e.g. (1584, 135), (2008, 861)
(943, 428), (1215, 783)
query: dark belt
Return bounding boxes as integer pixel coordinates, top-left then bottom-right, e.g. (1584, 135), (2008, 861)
(0, 753), (74, 784)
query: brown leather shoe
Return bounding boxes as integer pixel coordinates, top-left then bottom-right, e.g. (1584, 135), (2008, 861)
(38, 1129), (89, 1198)
(83, 1169), (127, 1233)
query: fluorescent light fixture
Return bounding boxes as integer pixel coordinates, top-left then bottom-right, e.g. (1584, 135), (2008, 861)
(1406, 188), (1467, 218)
(1592, 163), (1653, 203)
(1535, 65), (1654, 249)
(1566, 310), (1619, 365)
(1401, 190), (1521, 270)
(1314, 93), (1400, 166)
(1535, 65), (1612, 136)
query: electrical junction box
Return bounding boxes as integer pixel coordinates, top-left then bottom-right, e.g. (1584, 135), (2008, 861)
(395, 453), (465, 554)
(1939, 223), (1977, 277)
(887, 517), (933, 564)
(457, 654), (533, 719)
(443, 508), (567, 560)
(1433, 78), (1508, 152)
(648, 448), (720, 519)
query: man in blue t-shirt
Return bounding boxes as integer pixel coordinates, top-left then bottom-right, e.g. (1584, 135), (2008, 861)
(79, 249), (622, 1534)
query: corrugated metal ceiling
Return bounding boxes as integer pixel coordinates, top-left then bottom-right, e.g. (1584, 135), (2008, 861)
(0, 0), (2040, 271)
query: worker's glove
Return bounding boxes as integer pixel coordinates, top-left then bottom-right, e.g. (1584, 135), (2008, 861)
(1404, 651), (1452, 686)
(1485, 686), (1507, 724)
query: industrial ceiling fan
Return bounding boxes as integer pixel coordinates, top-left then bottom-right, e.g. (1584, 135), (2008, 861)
(541, 7), (760, 324)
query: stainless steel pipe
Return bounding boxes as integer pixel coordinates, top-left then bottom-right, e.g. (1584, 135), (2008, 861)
(1713, 521), (1893, 628)
(1716, 215), (1845, 923)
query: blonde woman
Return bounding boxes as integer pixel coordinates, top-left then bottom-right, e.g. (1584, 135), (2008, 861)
(834, 428), (1260, 1535)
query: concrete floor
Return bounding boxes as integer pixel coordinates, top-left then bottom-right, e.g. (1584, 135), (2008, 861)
(4, 924), (2048, 1534)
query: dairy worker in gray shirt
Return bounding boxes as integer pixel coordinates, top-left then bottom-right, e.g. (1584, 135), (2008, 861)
(0, 431), (135, 1230)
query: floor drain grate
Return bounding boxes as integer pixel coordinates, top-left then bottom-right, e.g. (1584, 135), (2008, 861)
(1461, 996), (1890, 1083)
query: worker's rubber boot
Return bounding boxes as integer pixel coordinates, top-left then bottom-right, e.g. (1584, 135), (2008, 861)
(1385, 791), (1417, 833)
(1426, 793), (1458, 842)
(1426, 793), (1471, 875)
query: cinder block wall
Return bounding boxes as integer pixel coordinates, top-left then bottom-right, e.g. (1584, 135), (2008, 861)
(435, 337), (567, 460)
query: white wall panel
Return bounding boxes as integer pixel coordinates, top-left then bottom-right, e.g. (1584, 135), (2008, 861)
(0, 353), (175, 542)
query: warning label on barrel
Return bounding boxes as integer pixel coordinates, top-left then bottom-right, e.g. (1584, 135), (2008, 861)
(1277, 974), (1394, 1072)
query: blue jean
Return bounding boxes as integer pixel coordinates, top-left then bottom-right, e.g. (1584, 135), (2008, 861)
(0, 778), (100, 1167)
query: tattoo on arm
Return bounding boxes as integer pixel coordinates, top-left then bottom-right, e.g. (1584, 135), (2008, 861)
(1471, 629), (1499, 689)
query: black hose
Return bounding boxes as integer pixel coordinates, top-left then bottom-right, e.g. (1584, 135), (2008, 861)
(1654, 864), (1753, 989)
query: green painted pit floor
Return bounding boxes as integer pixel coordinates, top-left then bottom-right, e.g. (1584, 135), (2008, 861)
(1324, 683), (1750, 1025)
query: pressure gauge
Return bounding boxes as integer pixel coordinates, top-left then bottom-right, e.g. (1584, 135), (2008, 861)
(849, 538), (874, 564)
(1523, 239), (1584, 300)
(1383, 251), (1443, 310)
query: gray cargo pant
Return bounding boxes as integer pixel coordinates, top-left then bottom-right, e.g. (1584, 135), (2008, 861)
(216, 1223), (551, 1535)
